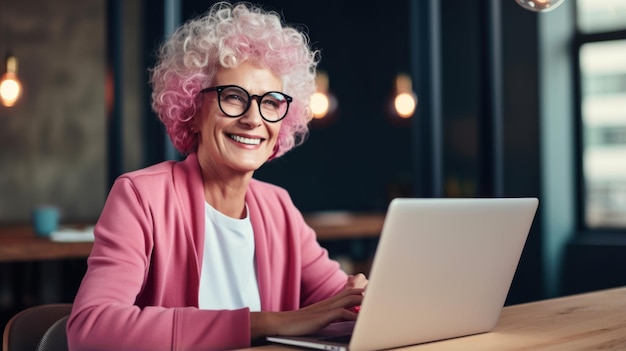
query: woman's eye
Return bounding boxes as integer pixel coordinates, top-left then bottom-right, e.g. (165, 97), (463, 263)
(262, 99), (280, 108)
(223, 94), (246, 104)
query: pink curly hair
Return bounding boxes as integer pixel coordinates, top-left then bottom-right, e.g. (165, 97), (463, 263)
(150, 1), (318, 158)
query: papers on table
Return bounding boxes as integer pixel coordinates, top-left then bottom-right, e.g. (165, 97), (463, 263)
(50, 226), (95, 242)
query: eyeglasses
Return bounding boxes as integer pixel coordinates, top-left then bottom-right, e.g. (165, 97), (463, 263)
(201, 85), (293, 123)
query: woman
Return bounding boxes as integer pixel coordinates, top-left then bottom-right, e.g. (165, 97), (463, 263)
(67, 2), (367, 350)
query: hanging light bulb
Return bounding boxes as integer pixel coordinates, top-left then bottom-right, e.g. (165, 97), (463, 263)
(393, 73), (417, 119)
(310, 71), (337, 120)
(515, 0), (566, 13)
(0, 55), (22, 107)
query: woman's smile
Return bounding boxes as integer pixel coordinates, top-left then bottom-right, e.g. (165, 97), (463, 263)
(228, 133), (263, 146)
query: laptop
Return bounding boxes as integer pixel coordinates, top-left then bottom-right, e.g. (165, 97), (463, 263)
(267, 197), (539, 351)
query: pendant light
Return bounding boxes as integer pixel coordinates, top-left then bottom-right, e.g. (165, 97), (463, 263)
(0, 0), (22, 108)
(515, 0), (566, 13)
(393, 73), (417, 119)
(0, 54), (22, 107)
(310, 71), (338, 121)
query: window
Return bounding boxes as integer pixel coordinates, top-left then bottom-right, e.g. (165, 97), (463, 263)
(576, 0), (626, 228)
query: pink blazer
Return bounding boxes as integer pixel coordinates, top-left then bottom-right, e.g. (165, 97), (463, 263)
(67, 153), (347, 351)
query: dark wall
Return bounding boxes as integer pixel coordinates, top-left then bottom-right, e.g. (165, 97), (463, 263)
(562, 236), (626, 295)
(500, 0), (543, 304)
(437, 0), (544, 303)
(440, 0), (483, 194)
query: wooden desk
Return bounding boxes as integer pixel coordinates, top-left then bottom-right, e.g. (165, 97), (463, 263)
(243, 287), (626, 351)
(304, 212), (385, 241)
(0, 225), (93, 262)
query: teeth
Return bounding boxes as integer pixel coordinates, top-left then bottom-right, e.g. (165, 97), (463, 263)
(230, 134), (261, 145)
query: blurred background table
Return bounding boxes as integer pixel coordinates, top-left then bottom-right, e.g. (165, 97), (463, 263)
(0, 225), (93, 328)
(304, 212), (385, 275)
(0, 225), (93, 262)
(304, 212), (385, 240)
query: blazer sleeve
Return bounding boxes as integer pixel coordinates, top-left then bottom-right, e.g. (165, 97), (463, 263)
(298, 220), (348, 307)
(281, 192), (348, 307)
(67, 177), (252, 351)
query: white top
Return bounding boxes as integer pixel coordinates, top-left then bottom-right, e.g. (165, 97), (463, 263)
(198, 202), (261, 311)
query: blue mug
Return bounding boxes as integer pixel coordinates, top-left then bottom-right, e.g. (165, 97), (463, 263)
(32, 206), (60, 237)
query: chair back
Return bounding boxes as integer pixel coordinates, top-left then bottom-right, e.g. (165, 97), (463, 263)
(36, 315), (69, 351)
(2, 304), (72, 351)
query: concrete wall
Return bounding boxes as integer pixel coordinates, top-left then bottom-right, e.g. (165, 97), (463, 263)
(0, 0), (143, 223)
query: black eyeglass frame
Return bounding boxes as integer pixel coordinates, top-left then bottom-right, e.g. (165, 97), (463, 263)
(201, 85), (293, 123)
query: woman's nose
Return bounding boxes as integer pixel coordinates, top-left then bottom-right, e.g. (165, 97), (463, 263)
(238, 99), (263, 127)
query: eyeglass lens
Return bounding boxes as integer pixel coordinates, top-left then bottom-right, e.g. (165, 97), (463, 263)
(218, 86), (290, 122)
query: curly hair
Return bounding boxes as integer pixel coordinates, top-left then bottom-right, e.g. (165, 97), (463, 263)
(149, 1), (319, 158)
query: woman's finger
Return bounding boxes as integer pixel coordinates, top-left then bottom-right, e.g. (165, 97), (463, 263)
(345, 273), (368, 289)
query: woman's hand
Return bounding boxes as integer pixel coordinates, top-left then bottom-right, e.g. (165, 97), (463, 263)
(344, 273), (368, 313)
(251, 278), (368, 339)
(344, 273), (368, 290)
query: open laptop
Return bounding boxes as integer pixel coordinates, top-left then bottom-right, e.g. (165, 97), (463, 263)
(267, 197), (539, 351)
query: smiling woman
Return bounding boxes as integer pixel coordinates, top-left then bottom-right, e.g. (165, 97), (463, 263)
(66, 2), (368, 351)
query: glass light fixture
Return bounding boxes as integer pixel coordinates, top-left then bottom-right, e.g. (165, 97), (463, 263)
(515, 0), (566, 13)
(0, 55), (22, 107)
(393, 73), (417, 119)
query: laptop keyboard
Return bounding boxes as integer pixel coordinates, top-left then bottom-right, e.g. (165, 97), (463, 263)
(319, 334), (352, 344)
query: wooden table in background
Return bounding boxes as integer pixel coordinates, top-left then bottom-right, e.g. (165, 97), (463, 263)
(0, 212), (385, 262)
(0, 225), (93, 262)
(239, 287), (626, 351)
(304, 212), (385, 241)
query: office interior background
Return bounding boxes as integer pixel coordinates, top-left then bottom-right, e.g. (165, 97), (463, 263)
(1, 0), (625, 326)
